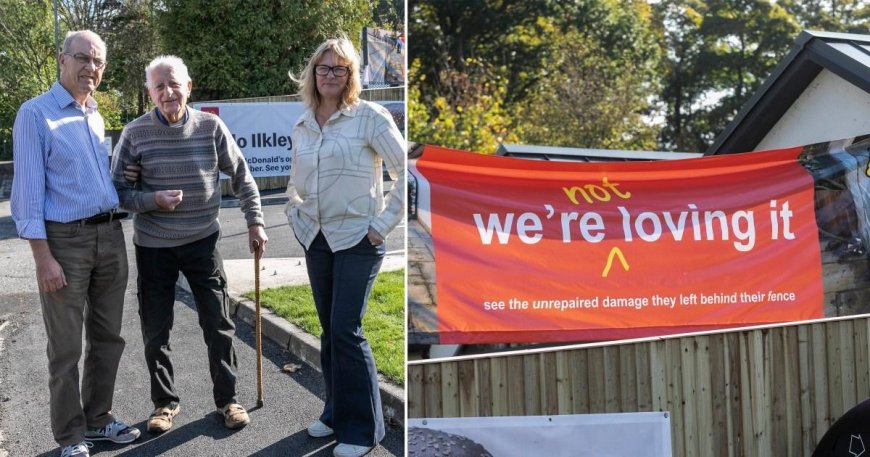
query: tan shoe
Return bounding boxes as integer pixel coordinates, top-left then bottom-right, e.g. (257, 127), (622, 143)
(147, 404), (180, 433)
(218, 403), (250, 429)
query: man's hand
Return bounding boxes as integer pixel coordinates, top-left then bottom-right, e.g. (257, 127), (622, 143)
(367, 226), (384, 246)
(249, 224), (268, 259)
(154, 190), (183, 210)
(29, 240), (67, 292)
(124, 163), (141, 183)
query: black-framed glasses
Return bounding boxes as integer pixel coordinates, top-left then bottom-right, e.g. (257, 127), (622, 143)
(314, 65), (350, 77)
(64, 52), (106, 69)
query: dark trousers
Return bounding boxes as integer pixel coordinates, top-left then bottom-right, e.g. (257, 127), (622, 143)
(42, 220), (128, 446)
(304, 232), (385, 446)
(135, 231), (238, 409)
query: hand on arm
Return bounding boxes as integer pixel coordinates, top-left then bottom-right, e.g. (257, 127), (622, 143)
(29, 240), (66, 292)
(123, 163), (141, 183)
(249, 224), (268, 259)
(154, 190), (183, 210)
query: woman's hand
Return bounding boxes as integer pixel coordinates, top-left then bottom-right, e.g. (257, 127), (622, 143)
(367, 227), (384, 246)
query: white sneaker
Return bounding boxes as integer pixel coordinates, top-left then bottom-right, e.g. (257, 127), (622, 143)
(60, 441), (92, 457)
(333, 443), (373, 457)
(307, 420), (334, 437)
(84, 418), (141, 443)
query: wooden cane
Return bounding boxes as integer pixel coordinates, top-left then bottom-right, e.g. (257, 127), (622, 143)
(254, 240), (264, 407)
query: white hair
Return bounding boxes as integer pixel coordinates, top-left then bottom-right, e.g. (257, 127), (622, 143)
(144, 55), (191, 89)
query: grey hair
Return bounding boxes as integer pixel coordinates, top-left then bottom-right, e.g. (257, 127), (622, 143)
(62, 30), (106, 56)
(144, 55), (191, 89)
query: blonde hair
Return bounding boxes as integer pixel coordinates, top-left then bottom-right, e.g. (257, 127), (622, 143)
(291, 36), (361, 111)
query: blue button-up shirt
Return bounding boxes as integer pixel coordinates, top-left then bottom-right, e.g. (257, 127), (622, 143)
(11, 82), (119, 239)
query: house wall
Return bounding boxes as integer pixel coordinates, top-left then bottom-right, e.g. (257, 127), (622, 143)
(756, 70), (870, 151)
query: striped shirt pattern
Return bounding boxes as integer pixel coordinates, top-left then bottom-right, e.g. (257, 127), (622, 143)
(111, 108), (263, 248)
(286, 100), (406, 252)
(11, 83), (118, 239)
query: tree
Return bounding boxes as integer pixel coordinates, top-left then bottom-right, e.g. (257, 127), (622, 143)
(159, 0), (371, 101)
(0, 0), (56, 160)
(408, 59), (520, 153)
(371, 0), (403, 32)
(654, 0), (709, 152)
(102, 0), (163, 119)
(57, 0), (120, 32)
(519, 3), (661, 150)
(695, 0), (799, 147)
(654, 0), (800, 152)
(410, 0), (661, 151)
(780, 0), (870, 33)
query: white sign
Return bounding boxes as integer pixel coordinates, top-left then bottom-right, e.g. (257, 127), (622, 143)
(408, 413), (672, 457)
(192, 102), (306, 178)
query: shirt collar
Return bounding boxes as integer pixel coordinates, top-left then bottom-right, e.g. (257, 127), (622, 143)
(295, 101), (361, 128)
(155, 107), (189, 126)
(49, 82), (97, 112)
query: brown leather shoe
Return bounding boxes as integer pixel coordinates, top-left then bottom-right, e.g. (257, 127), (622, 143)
(147, 404), (180, 433)
(217, 403), (250, 429)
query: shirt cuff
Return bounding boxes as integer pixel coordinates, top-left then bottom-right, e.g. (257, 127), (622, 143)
(16, 219), (47, 240)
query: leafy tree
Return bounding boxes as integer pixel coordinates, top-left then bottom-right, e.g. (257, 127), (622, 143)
(408, 59), (520, 153)
(102, 0), (163, 120)
(695, 0), (799, 147)
(518, 4), (661, 150)
(0, 0), (56, 160)
(410, 0), (661, 151)
(159, 0), (371, 101)
(654, 0), (709, 152)
(57, 0), (119, 32)
(780, 0), (870, 33)
(655, 0), (799, 152)
(371, 0), (403, 32)
(410, 0), (556, 107)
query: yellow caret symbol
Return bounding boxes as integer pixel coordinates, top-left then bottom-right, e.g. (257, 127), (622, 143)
(602, 247), (630, 277)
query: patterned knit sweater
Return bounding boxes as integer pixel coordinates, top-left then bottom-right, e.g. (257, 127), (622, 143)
(111, 108), (263, 248)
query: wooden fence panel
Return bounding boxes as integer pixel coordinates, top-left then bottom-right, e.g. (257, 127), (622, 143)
(408, 315), (870, 456)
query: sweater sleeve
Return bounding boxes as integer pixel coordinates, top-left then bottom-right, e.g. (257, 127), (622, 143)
(111, 123), (161, 213)
(367, 104), (406, 238)
(215, 118), (264, 227)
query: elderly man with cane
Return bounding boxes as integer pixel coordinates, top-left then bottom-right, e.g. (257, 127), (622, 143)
(111, 55), (267, 433)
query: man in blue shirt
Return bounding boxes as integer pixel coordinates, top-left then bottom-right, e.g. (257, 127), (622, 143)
(10, 30), (139, 457)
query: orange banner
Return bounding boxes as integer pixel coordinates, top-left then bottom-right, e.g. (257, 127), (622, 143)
(415, 144), (824, 344)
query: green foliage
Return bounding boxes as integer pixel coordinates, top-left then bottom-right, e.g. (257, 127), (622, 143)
(780, 0), (870, 33)
(159, 0), (371, 101)
(245, 269), (406, 385)
(0, 0), (56, 160)
(694, 0), (800, 145)
(654, 0), (709, 152)
(371, 0), (404, 32)
(92, 89), (124, 130)
(518, 7), (661, 150)
(101, 0), (164, 120)
(408, 59), (520, 153)
(410, 0), (661, 152)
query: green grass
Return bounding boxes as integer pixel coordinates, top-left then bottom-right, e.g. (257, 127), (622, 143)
(245, 269), (405, 385)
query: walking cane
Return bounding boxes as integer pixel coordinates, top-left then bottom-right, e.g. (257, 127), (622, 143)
(254, 240), (264, 407)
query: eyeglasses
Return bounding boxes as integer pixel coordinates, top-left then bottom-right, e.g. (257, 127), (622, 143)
(314, 65), (350, 77)
(64, 52), (106, 69)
